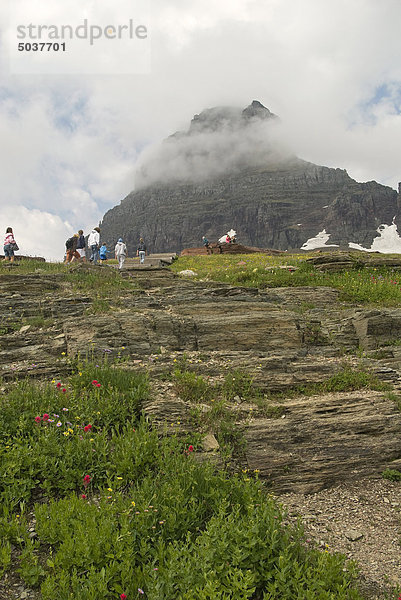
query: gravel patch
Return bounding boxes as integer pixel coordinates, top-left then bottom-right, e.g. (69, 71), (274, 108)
(280, 478), (401, 599)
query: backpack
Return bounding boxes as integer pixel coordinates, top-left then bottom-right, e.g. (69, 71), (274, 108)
(65, 237), (74, 250)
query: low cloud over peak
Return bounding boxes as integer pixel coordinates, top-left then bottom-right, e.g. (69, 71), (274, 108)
(135, 100), (293, 188)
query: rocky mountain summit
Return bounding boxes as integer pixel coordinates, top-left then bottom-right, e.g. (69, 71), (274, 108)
(101, 100), (401, 254)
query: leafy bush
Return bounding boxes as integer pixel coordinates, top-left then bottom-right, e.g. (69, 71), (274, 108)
(0, 361), (149, 508)
(382, 468), (401, 481)
(32, 445), (362, 600)
(0, 359), (365, 599)
(221, 370), (256, 402)
(173, 369), (212, 402)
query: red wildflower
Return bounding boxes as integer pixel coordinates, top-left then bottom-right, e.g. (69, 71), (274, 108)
(42, 413), (49, 421)
(81, 494), (87, 499)
(91, 380), (98, 385)
(120, 595), (127, 600)
(34, 416), (41, 423)
(56, 382), (61, 388)
(188, 445), (194, 452)
(84, 424), (92, 432)
(96, 383), (101, 388)
(62, 388), (66, 393)
(83, 475), (91, 488)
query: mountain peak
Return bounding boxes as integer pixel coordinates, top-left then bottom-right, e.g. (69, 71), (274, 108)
(242, 100), (277, 120)
(188, 100), (277, 133)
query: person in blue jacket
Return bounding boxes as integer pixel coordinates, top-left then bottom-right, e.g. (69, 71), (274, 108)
(99, 244), (109, 264)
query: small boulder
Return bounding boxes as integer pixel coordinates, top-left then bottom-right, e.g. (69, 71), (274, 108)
(344, 530), (364, 542)
(202, 433), (220, 452)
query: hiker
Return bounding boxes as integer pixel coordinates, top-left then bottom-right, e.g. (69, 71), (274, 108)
(3, 227), (18, 263)
(202, 235), (211, 254)
(99, 243), (109, 264)
(76, 229), (86, 262)
(115, 238), (127, 270)
(88, 227), (100, 264)
(65, 233), (80, 263)
(137, 238), (147, 264)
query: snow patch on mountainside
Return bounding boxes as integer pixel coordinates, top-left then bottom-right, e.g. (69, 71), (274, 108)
(349, 219), (401, 253)
(300, 229), (339, 251)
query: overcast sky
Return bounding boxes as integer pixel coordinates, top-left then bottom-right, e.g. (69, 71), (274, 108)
(1, 0), (400, 260)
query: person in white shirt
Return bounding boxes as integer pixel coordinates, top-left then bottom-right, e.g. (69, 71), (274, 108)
(114, 238), (127, 270)
(3, 227), (17, 263)
(87, 227), (100, 265)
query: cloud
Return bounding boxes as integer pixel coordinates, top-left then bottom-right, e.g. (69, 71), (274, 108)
(0, 206), (71, 261)
(135, 104), (295, 187)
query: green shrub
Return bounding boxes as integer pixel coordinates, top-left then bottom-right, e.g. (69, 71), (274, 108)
(0, 357), (365, 599)
(221, 370), (256, 402)
(32, 448), (362, 600)
(0, 362), (149, 508)
(173, 369), (212, 402)
(382, 468), (401, 481)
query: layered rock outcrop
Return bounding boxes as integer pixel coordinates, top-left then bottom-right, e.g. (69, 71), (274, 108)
(2, 259), (401, 495)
